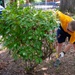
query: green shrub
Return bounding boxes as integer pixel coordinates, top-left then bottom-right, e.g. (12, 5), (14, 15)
(0, 5), (57, 64)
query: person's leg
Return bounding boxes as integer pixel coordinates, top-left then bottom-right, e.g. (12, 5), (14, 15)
(54, 43), (62, 67)
(54, 26), (66, 67)
(56, 43), (63, 57)
(56, 26), (66, 58)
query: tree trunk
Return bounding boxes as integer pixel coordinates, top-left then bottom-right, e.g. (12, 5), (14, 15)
(60, 0), (75, 13)
(26, 0), (29, 4)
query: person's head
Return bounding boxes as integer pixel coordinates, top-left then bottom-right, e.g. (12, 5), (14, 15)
(67, 21), (75, 32)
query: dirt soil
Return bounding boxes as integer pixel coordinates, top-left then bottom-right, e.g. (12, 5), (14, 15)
(0, 44), (75, 75)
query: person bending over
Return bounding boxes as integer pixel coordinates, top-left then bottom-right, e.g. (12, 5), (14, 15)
(54, 11), (75, 67)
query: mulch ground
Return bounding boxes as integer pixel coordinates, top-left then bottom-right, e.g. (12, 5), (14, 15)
(0, 45), (75, 75)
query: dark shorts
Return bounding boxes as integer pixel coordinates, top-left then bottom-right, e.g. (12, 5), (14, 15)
(56, 26), (71, 43)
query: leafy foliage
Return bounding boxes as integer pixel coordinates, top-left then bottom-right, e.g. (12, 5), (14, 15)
(0, 5), (57, 64)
